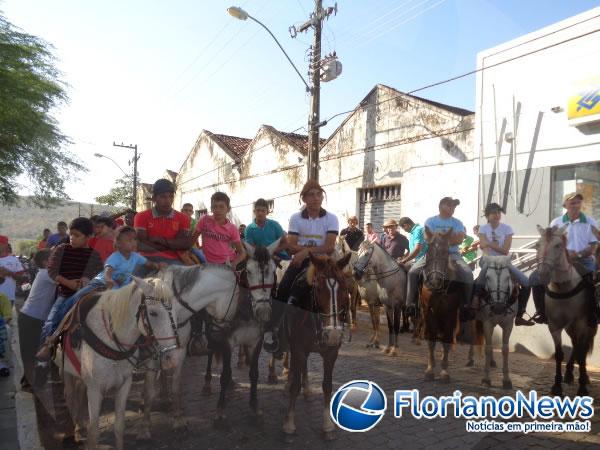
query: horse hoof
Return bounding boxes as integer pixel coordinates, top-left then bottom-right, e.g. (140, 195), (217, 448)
(323, 431), (336, 441)
(424, 372), (434, 381)
(481, 378), (491, 387)
(381, 347), (391, 354)
(440, 374), (450, 384)
(201, 385), (212, 396)
(373, 342), (380, 349)
(551, 385), (563, 397)
(490, 360), (497, 369)
(466, 359), (474, 367)
(502, 380), (513, 390)
(267, 374), (278, 385)
(564, 373), (574, 384)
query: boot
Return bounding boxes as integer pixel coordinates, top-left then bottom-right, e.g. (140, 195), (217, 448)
(515, 286), (534, 326)
(531, 284), (547, 324)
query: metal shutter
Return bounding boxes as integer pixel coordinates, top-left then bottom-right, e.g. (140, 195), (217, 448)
(358, 185), (402, 233)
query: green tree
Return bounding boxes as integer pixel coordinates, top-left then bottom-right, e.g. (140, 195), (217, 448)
(95, 175), (133, 207)
(0, 14), (84, 206)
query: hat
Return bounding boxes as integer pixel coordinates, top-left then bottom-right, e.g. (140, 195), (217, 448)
(562, 192), (583, 203)
(439, 197), (460, 207)
(0, 235), (8, 245)
(152, 178), (175, 196)
(383, 218), (398, 227)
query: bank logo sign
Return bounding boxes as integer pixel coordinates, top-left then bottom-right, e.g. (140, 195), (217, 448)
(330, 380), (387, 432)
(568, 77), (600, 125)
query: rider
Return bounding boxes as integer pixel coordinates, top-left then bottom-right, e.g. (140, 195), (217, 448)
(263, 180), (339, 353)
(340, 216), (364, 251)
(530, 192), (599, 324)
(134, 178), (191, 275)
(472, 203), (535, 326)
(398, 217), (427, 266)
(381, 219), (409, 262)
(405, 197), (475, 320)
(244, 198), (289, 261)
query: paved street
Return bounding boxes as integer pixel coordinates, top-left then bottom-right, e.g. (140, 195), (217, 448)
(32, 308), (600, 449)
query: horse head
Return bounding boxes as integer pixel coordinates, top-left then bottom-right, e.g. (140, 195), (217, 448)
(423, 227), (452, 291)
(353, 240), (375, 280)
(243, 238), (280, 324)
(131, 276), (181, 370)
(535, 224), (569, 285)
(481, 255), (513, 314)
(334, 235), (357, 276)
(307, 253), (350, 347)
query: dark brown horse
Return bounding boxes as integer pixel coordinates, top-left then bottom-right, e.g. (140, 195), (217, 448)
(282, 253), (351, 443)
(419, 228), (462, 383)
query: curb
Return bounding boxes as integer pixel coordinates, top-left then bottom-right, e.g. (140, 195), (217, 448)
(10, 306), (44, 450)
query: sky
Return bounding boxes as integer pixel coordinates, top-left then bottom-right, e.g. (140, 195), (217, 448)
(2, 0), (599, 204)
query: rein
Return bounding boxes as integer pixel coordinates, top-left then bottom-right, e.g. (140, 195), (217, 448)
(356, 244), (403, 281)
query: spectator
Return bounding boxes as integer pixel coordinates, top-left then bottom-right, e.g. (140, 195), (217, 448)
(238, 224), (247, 240)
(46, 221), (69, 248)
(37, 229), (51, 250)
(364, 222), (380, 244)
(0, 235), (25, 304)
(381, 219), (409, 261)
(340, 216), (365, 251)
(0, 292), (11, 377)
(88, 216), (115, 262)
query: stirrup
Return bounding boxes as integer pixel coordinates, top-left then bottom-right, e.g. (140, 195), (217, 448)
(531, 312), (547, 324)
(515, 315), (535, 326)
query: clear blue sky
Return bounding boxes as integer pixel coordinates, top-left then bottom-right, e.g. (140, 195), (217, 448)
(2, 0), (598, 203)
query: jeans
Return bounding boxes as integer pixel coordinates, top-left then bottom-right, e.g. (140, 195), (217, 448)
(191, 248), (206, 263)
(475, 262), (529, 288)
(406, 253), (473, 307)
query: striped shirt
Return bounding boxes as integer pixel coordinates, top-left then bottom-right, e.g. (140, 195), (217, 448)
(47, 244), (104, 297)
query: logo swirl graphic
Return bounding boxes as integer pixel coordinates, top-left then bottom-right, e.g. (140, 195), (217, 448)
(330, 380), (387, 432)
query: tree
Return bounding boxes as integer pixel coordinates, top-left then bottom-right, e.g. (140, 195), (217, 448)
(95, 175), (133, 207)
(0, 14), (84, 207)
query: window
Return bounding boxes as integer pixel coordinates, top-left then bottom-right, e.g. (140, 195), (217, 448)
(196, 208), (208, 219)
(359, 184), (401, 202)
(551, 162), (600, 220)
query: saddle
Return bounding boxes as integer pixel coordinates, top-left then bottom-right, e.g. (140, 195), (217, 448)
(55, 292), (102, 350)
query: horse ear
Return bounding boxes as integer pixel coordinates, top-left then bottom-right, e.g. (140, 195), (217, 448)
(132, 276), (153, 296)
(558, 224), (569, 235)
(243, 241), (255, 258)
(424, 226), (433, 242)
(336, 252), (352, 270)
(266, 238), (281, 256)
(536, 225), (545, 236)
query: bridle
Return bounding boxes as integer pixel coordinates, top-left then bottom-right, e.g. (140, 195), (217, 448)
(309, 271), (349, 344)
(246, 259), (277, 315)
(135, 294), (181, 353)
(423, 242), (451, 291)
(481, 263), (514, 313)
(354, 243), (403, 281)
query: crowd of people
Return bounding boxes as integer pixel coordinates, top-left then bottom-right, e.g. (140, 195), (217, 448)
(1, 176), (599, 389)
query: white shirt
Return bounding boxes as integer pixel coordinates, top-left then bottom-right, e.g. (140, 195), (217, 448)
(0, 255), (24, 303)
(549, 213), (598, 253)
(478, 223), (514, 256)
(288, 208), (339, 247)
(20, 269), (57, 321)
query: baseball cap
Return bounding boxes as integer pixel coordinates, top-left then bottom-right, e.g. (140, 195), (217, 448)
(439, 197), (460, 207)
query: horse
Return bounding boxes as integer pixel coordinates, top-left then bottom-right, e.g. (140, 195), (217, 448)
(201, 240), (280, 425)
(419, 228), (462, 383)
(140, 263), (240, 435)
(58, 277), (181, 450)
(282, 252), (352, 442)
(356, 265), (382, 348)
(334, 236), (361, 329)
(473, 255), (517, 389)
(536, 225), (597, 396)
(353, 241), (407, 356)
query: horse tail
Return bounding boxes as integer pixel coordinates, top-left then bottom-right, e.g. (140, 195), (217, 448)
(586, 324), (598, 356)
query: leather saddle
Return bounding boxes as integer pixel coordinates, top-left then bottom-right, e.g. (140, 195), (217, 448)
(55, 292), (102, 350)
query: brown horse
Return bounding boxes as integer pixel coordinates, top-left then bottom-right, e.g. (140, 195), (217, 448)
(282, 253), (351, 443)
(419, 228), (462, 383)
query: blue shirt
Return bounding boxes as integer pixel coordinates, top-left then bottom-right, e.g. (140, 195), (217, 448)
(424, 215), (466, 254)
(408, 224), (428, 261)
(46, 233), (68, 248)
(94, 251), (148, 287)
(245, 218), (289, 259)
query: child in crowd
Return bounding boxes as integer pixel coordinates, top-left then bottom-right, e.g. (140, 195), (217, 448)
(193, 192), (246, 267)
(36, 226), (162, 361)
(17, 249), (55, 389)
(89, 215), (116, 262)
(35, 218), (103, 361)
(0, 292), (11, 377)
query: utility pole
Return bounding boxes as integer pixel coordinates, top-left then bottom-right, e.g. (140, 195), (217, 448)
(113, 142), (139, 212)
(291, 1), (339, 181)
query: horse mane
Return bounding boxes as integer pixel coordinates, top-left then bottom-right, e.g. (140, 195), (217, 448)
(253, 245), (270, 267)
(164, 265), (202, 294)
(99, 283), (138, 335)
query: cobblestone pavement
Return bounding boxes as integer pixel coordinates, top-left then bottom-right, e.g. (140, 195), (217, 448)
(38, 309), (600, 449)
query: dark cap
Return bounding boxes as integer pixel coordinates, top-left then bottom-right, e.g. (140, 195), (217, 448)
(439, 197), (460, 207)
(152, 178), (175, 196)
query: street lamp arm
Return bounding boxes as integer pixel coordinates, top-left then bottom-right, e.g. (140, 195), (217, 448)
(247, 14), (311, 92)
(94, 153), (128, 177)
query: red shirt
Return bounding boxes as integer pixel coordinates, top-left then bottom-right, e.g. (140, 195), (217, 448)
(134, 208), (190, 259)
(88, 236), (115, 262)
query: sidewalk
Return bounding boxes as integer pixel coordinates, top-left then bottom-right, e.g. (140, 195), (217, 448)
(0, 321), (18, 450)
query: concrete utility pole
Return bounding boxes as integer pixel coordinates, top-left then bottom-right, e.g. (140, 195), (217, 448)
(113, 142), (139, 212)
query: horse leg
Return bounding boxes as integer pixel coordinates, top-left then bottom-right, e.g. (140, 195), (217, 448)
(501, 322), (513, 390)
(63, 374), (87, 443)
(237, 345), (245, 369)
(86, 386), (103, 450)
(382, 305), (393, 354)
(322, 349), (338, 441)
(576, 336), (590, 396)
(467, 344), (475, 367)
(249, 340), (263, 419)
(114, 377), (132, 450)
(550, 329), (564, 396)
(482, 322), (493, 387)
(439, 343), (451, 383)
(302, 357), (311, 399)
(215, 342), (232, 428)
(140, 369), (159, 440)
(283, 350), (303, 442)
(389, 304), (400, 357)
(400, 305), (409, 333)
(564, 350), (575, 385)
(366, 304), (378, 348)
(171, 351), (187, 430)
(202, 350), (213, 396)
(267, 355), (278, 384)
(282, 352), (290, 377)
(425, 340), (435, 381)
(351, 287), (359, 330)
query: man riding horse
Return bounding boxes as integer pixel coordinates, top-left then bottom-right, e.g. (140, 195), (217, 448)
(263, 179), (339, 354)
(405, 197), (475, 320)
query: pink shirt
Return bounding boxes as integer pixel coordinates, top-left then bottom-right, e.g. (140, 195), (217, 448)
(195, 215), (240, 264)
(366, 231), (379, 243)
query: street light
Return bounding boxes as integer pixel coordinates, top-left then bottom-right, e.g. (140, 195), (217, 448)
(94, 153), (128, 177)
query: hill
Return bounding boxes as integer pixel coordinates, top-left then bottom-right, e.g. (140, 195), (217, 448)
(0, 196), (119, 242)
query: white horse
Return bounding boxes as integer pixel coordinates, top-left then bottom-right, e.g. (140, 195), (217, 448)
(353, 241), (407, 356)
(474, 255), (517, 389)
(140, 262), (240, 435)
(536, 225), (597, 396)
(58, 277), (181, 450)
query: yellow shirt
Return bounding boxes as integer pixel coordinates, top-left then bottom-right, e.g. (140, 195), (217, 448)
(0, 293), (11, 322)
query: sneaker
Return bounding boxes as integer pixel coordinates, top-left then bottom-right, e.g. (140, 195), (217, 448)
(515, 316), (535, 326)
